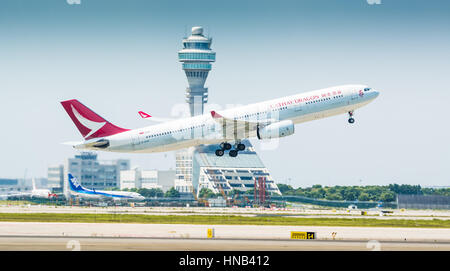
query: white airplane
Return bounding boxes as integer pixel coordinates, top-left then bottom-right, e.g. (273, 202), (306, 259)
(3, 178), (57, 199)
(61, 84), (379, 157)
(68, 173), (145, 201)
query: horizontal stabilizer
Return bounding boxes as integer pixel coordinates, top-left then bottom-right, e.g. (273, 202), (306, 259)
(138, 111), (174, 122)
(61, 141), (83, 146)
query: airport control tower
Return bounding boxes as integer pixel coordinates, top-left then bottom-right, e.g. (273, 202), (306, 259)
(178, 26), (215, 116)
(174, 27), (280, 200)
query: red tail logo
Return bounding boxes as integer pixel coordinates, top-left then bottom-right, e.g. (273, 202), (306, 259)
(138, 111), (152, 119)
(61, 99), (129, 140)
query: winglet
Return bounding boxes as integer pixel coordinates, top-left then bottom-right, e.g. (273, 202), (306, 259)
(138, 111), (152, 119)
(210, 110), (223, 119)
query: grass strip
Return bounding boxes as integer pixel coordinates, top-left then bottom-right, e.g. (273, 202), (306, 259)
(0, 213), (449, 228)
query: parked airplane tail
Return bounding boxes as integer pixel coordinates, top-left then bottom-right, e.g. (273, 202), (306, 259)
(31, 177), (36, 190)
(68, 173), (87, 192)
(61, 99), (130, 140)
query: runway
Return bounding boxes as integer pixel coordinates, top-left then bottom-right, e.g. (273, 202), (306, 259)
(1, 222), (449, 242)
(0, 221), (449, 250)
(1, 236), (449, 251)
(1, 206), (449, 250)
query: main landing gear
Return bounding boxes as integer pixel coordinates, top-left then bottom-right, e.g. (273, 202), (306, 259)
(215, 142), (246, 157)
(215, 142), (230, 157)
(348, 111), (355, 124)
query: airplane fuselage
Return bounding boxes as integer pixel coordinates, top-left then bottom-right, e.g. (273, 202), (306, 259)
(69, 189), (144, 201)
(74, 85), (379, 153)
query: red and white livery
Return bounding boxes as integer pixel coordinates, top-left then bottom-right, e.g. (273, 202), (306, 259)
(61, 85), (379, 157)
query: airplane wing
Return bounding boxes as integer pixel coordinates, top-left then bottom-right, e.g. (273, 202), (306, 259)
(210, 110), (274, 139)
(1, 192), (32, 198)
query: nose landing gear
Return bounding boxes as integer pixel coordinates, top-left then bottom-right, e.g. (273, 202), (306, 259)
(348, 111), (355, 124)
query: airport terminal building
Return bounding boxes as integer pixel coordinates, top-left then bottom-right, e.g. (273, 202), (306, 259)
(195, 143), (281, 196)
(120, 168), (175, 192)
(175, 140), (281, 197)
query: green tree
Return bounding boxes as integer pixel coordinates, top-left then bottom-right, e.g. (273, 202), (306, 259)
(198, 188), (217, 199)
(380, 192), (396, 202)
(340, 187), (360, 201)
(138, 188), (164, 198)
(358, 192), (370, 202)
(277, 184), (294, 195)
(325, 193), (343, 201)
(389, 184), (422, 195)
(164, 187), (180, 198)
(327, 187), (337, 194)
(294, 189), (306, 197)
(309, 187), (326, 199)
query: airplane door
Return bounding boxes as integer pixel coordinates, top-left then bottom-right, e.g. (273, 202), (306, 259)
(132, 133), (141, 147)
(350, 89), (359, 104)
(294, 102), (303, 113)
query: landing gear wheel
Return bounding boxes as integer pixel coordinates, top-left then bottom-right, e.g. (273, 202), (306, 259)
(348, 118), (355, 124)
(220, 142), (232, 150)
(229, 150), (238, 157)
(237, 143), (246, 151)
(215, 149), (224, 156)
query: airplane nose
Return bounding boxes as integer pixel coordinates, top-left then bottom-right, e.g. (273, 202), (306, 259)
(373, 89), (380, 98)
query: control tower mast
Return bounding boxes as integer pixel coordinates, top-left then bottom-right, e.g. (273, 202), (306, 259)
(178, 26), (216, 116)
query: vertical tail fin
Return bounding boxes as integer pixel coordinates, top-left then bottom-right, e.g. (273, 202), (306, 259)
(31, 178), (36, 190)
(61, 99), (129, 140)
(68, 173), (87, 192)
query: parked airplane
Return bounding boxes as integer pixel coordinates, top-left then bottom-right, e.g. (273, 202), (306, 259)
(68, 173), (145, 201)
(2, 178), (57, 199)
(61, 84), (379, 157)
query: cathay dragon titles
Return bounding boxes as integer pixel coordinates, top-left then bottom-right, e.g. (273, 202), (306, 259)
(61, 85), (379, 157)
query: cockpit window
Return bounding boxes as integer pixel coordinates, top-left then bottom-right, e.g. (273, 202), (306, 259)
(364, 88), (371, 92)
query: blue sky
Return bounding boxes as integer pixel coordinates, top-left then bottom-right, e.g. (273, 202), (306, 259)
(1, 0), (449, 187)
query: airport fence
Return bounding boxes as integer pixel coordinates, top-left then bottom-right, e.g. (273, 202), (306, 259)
(271, 195), (397, 209)
(398, 194), (450, 210)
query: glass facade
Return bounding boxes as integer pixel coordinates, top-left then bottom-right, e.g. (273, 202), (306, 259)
(182, 63), (212, 70)
(178, 52), (216, 61)
(185, 71), (208, 78)
(194, 140), (281, 196)
(67, 153), (130, 190)
(183, 42), (210, 50)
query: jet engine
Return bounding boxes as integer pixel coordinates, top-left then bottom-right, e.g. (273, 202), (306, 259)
(92, 139), (110, 149)
(257, 120), (295, 139)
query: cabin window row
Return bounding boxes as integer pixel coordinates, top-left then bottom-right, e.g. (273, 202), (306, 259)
(144, 124), (206, 138)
